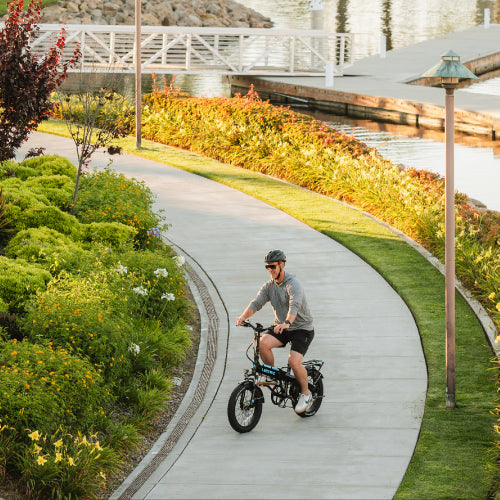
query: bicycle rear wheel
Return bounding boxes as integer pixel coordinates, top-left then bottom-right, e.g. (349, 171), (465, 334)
(227, 382), (263, 433)
(297, 373), (324, 418)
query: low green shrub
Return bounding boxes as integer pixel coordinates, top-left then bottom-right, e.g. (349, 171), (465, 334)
(0, 178), (49, 210)
(0, 339), (113, 434)
(6, 165), (38, 180)
(23, 174), (73, 209)
(20, 155), (77, 180)
(0, 160), (18, 178)
(4, 227), (87, 272)
(74, 167), (166, 248)
(81, 221), (137, 249)
(0, 257), (52, 313)
(16, 205), (82, 239)
(20, 255), (190, 388)
(0, 186), (14, 243)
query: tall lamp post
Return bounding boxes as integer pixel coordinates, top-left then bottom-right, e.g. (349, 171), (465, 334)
(421, 51), (477, 409)
(135, 0), (142, 149)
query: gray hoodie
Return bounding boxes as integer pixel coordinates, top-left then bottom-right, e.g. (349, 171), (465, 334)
(248, 272), (314, 331)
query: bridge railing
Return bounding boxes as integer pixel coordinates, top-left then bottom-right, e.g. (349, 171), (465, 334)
(30, 25), (353, 77)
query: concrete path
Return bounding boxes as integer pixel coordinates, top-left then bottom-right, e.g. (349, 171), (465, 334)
(16, 132), (427, 499)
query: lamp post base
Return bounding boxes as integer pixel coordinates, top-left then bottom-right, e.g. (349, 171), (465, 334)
(446, 391), (456, 409)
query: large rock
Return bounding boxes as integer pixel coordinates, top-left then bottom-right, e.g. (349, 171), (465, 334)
(23, 0), (273, 28)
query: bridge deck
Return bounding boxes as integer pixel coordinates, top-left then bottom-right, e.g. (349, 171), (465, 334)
(30, 25), (353, 77)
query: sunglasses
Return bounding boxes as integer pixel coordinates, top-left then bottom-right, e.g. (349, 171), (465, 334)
(265, 264), (279, 270)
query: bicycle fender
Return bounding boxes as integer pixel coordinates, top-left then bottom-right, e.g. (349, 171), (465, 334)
(242, 380), (265, 403)
(306, 366), (324, 384)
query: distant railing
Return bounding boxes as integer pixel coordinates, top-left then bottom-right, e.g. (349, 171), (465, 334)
(30, 24), (353, 77)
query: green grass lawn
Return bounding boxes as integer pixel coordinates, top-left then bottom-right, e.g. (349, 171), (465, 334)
(37, 120), (498, 498)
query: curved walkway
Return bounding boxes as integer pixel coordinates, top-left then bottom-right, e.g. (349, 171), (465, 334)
(17, 133), (427, 500)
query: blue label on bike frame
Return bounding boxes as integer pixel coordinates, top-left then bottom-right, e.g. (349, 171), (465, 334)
(254, 363), (279, 376)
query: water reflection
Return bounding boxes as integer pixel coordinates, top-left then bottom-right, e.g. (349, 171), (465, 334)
(309, 110), (500, 211)
(245, 0), (500, 59)
(381, 0), (393, 50)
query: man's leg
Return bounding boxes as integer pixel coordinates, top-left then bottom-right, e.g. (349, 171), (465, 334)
(260, 334), (284, 366)
(289, 350), (309, 395)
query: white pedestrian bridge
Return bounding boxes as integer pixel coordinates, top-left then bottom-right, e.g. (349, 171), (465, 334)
(31, 24), (353, 77)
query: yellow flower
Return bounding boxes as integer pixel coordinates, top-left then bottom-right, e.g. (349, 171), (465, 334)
(55, 452), (63, 463)
(489, 292), (496, 301)
(54, 439), (63, 448)
(67, 456), (75, 466)
(33, 444), (42, 454)
(497, 303), (500, 312)
(28, 430), (40, 441)
(37, 456), (47, 466)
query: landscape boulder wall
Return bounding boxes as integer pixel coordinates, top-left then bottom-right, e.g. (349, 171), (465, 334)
(36, 0), (273, 27)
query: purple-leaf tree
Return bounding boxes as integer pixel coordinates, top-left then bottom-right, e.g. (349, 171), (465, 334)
(0, 0), (80, 162)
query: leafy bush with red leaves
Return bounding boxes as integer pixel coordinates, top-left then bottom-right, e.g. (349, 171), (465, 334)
(0, 0), (80, 161)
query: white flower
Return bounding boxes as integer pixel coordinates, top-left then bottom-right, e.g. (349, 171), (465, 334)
(161, 293), (175, 301)
(173, 255), (185, 267)
(133, 286), (148, 296)
(154, 268), (169, 278)
(114, 264), (127, 274)
(128, 343), (140, 355)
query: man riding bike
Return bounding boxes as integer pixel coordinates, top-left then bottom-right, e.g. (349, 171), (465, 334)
(236, 250), (315, 413)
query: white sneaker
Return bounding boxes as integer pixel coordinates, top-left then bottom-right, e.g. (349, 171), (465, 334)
(295, 393), (312, 414)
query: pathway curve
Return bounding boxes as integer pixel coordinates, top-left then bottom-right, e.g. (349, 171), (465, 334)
(17, 133), (427, 500)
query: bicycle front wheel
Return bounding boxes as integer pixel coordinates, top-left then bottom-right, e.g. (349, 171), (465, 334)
(227, 382), (263, 433)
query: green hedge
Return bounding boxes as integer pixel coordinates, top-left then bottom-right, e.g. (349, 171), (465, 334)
(0, 256), (52, 313)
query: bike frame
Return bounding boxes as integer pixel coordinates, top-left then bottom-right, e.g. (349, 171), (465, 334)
(241, 322), (324, 408)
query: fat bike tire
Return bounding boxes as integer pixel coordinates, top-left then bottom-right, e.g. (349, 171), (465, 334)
(297, 374), (324, 418)
(227, 382), (263, 433)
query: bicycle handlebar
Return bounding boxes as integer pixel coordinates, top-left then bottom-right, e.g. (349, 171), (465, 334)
(239, 320), (274, 333)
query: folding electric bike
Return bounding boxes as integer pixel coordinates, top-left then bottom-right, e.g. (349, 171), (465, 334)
(227, 321), (324, 433)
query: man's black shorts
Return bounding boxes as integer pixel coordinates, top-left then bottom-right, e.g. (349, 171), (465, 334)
(266, 328), (314, 356)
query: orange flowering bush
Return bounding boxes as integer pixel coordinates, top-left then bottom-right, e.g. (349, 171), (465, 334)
(0, 340), (111, 435)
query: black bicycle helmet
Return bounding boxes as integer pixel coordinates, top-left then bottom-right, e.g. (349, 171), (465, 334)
(264, 250), (286, 263)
